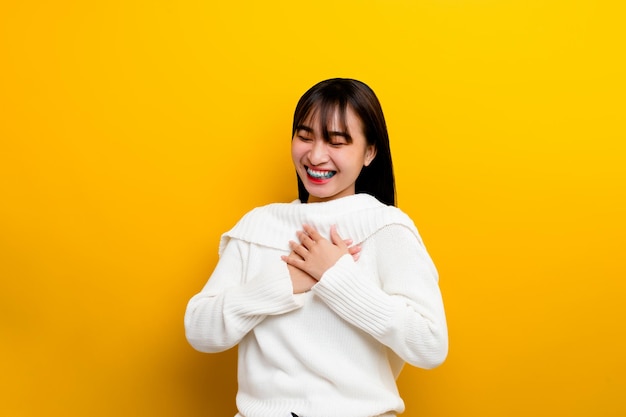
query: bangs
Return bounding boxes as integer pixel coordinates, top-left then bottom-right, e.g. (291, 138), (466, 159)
(293, 93), (352, 142)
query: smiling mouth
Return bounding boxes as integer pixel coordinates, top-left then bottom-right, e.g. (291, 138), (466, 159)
(306, 166), (336, 180)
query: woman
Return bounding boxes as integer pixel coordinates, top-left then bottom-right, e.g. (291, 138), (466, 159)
(185, 78), (448, 417)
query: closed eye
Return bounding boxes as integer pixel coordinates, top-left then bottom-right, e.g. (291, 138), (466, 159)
(329, 140), (347, 147)
(328, 131), (352, 146)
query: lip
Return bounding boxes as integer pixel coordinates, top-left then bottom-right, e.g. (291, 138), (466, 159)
(305, 166), (336, 184)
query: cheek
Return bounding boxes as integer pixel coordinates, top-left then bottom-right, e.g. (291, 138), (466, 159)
(292, 137), (313, 156)
(290, 141), (302, 164)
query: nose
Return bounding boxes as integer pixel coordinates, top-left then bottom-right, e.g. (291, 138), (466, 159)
(308, 139), (329, 165)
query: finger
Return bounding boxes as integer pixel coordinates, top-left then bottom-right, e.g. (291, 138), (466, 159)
(287, 249), (304, 261)
(343, 238), (353, 246)
(289, 240), (308, 258)
(329, 224), (346, 248)
(296, 231), (315, 249)
(348, 244), (361, 262)
(348, 244), (361, 256)
(302, 224), (324, 242)
(281, 255), (305, 269)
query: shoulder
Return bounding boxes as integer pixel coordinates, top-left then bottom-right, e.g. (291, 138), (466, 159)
(370, 221), (425, 247)
(325, 194), (423, 244)
(236, 200), (300, 223)
(218, 200), (302, 254)
(359, 196), (418, 231)
(228, 200), (303, 238)
(353, 196), (426, 245)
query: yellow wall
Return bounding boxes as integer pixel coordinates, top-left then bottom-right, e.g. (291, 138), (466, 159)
(1, 0), (624, 416)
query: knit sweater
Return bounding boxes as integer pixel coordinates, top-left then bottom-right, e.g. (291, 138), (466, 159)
(185, 194), (448, 417)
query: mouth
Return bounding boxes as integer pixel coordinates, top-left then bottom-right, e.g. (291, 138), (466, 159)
(305, 166), (336, 181)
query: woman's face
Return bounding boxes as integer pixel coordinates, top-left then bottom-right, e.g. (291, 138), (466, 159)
(291, 106), (376, 203)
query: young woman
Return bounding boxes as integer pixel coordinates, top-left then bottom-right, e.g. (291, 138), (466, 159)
(185, 78), (448, 417)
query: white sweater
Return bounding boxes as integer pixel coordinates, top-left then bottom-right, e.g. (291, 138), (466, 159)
(185, 194), (448, 417)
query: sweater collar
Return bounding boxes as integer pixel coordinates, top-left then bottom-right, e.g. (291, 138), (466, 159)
(220, 193), (416, 253)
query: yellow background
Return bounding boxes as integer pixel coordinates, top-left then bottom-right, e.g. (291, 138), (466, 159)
(1, 0), (624, 416)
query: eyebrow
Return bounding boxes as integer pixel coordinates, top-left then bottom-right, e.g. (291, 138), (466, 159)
(295, 125), (314, 134)
(327, 131), (352, 140)
(295, 125), (353, 142)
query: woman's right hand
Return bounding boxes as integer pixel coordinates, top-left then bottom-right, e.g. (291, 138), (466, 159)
(287, 259), (317, 294)
(285, 237), (361, 294)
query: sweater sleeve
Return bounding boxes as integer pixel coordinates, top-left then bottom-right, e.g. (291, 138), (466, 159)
(184, 238), (303, 353)
(311, 224), (448, 369)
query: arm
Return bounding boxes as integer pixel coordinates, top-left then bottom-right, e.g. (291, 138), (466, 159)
(184, 239), (302, 353)
(310, 225), (448, 369)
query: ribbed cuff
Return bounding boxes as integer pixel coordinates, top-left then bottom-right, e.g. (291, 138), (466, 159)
(312, 255), (396, 339)
(226, 268), (303, 324)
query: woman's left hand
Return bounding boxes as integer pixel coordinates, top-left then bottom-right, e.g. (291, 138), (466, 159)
(281, 224), (352, 281)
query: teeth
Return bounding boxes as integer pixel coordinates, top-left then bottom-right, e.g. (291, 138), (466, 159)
(306, 167), (336, 179)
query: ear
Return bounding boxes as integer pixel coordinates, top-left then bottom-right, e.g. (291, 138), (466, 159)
(364, 145), (377, 167)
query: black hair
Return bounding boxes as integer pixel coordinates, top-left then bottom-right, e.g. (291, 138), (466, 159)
(292, 78), (396, 206)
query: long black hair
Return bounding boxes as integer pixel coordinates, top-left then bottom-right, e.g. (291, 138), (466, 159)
(292, 78), (396, 206)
